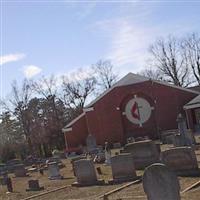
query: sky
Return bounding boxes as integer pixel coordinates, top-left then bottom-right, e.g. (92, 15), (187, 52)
(1, 0), (200, 100)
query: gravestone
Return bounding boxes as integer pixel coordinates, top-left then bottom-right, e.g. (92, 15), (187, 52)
(109, 153), (137, 184)
(0, 177), (6, 185)
(6, 177), (13, 192)
(161, 147), (200, 176)
(113, 143), (121, 149)
(135, 137), (145, 142)
(86, 134), (97, 153)
(177, 114), (195, 146)
(6, 159), (23, 173)
(48, 162), (63, 180)
(71, 155), (87, 176)
(14, 164), (27, 177)
(26, 179), (44, 191)
(143, 163), (180, 200)
(127, 137), (135, 143)
(72, 159), (104, 186)
(124, 140), (160, 169)
(0, 173), (8, 185)
(161, 129), (178, 144)
(104, 142), (111, 165)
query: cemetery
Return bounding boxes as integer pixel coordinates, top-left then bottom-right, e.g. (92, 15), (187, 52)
(1, 74), (200, 199)
(1, 132), (200, 199)
(1, 0), (200, 199)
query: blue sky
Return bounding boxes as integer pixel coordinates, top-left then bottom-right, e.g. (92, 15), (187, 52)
(1, 1), (200, 99)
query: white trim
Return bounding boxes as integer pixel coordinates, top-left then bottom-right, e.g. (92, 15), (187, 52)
(83, 107), (94, 112)
(85, 73), (199, 109)
(85, 73), (149, 108)
(62, 73), (200, 131)
(153, 80), (200, 95)
(85, 87), (114, 108)
(184, 103), (200, 110)
(63, 112), (85, 129)
(62, 127), (72, 132)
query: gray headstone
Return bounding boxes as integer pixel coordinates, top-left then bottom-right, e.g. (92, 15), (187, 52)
(14, 164), (27, 177)
(113, 143), (121, 149)
(48, 162), (62, 180)
(71, 156), (87, 176)
(110, 153), (137, 183)
(143, 163), (180, 200)
(105, 150), (111, 165)
(73, 159), (98, 186)
(161, 147), (200, 176)
(124, 140), (160, 169)
(86, 134), (97, 152)
(161, 129), (178, 144)
(177, 114), (194, 146)
(26, 179), (44, 191)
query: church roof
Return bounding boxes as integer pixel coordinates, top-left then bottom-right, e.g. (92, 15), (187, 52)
(184, 95), (200, 110)
(63, 73), (200, 131)
(188, 85), (200, 92)
(85, 73), (199, 108)
(85, 73), (149, 108)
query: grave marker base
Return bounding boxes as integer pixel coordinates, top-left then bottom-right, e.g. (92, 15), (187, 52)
(71, 179), (105, 187)
(48, 175), (63, 180)
(108, 176), (140, 184)
(26, 187), (44, 191)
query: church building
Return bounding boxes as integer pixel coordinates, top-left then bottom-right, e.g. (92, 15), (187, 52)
(62, 73), (199, 151)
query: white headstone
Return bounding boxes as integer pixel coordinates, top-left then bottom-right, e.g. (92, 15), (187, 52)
(48, 162), (62, 180)
(86, 134), (97, 152)
(177, 113), (194, 146)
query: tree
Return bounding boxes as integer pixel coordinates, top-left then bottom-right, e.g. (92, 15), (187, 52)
(92, 60), (118, 92)
(0, 112), (23, 144)
(139, 67), (163, 81)
(62, 71), (96, 115)
(31, 76), (65, 151)
(149, 36), (192, 87)
(0, 112), (26, 162)
(182, 33), (200, 85)
(7, 79), (33, 153)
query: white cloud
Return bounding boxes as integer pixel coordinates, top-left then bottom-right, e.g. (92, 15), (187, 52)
(94, 18), (156, 74)
(23, 65), (42, 78)
(0, 53), (25, 66)
(58, 66), (93, 83)
(91, 3), (199, 76)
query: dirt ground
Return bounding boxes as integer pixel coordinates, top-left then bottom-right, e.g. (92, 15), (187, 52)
(1, 142), (200, 200)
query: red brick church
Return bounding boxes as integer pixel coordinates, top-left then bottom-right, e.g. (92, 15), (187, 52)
(62, 73), (200, 150)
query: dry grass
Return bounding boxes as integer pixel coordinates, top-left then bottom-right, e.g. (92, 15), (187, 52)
(1, 143), (200, 200)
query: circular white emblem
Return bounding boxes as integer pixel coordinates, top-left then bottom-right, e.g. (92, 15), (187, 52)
(125, 97), (152, 126)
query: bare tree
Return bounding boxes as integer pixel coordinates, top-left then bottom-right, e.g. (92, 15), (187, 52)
(62, 72), (96, 112)
(149, 36), (192, 87)
(31, 76), (59, 123)
(139, 67), (163, 81)
(31, 75), (65, 150)
(3, 79), (33, 152)
(92, 60), (118, 92)
(182, 33), (200, 85)
(31, 75), (58, 98)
